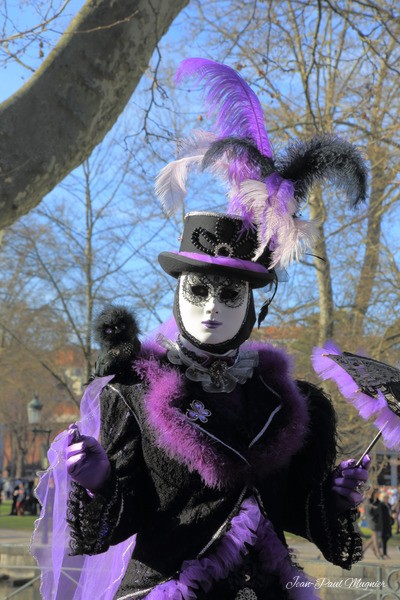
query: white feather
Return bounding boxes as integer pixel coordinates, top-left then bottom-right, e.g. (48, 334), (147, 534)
(155, 155), (205, 215)
(237, 179), (269, 227)
(237, 180), (278, 258)
(238, 179), (319, 268)
(177, 130), (217, 157)
(270, 218), (318, 268)
(180, 130), (232, 187)
(155, 130), (233, 214)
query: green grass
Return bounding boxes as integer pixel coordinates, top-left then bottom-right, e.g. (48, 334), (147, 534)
(0, 500), (37, 531)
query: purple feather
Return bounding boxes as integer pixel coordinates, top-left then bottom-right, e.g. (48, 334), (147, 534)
(176, 58), (273, 159)
(145, 496), (318, 600)
(312, 342), (400, 450)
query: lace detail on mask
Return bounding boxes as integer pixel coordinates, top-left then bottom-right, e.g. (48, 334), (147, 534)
(181, 273), (248, 308)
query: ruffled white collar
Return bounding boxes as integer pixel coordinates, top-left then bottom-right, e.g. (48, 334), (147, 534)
(157, 334), (258, 393)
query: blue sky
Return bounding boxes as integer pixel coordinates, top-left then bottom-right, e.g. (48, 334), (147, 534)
(2, 1), (399, 340)
(1, 1), (85, 101)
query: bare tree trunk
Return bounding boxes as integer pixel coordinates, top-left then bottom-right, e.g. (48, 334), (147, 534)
(350, 161), (385, 338)
(84, 161), (94, 382)
(15, 452), (24, 480)
(15, 437), (27, 479)
(309, 214), (335, 342)
(0, 0), (188, 229)
(350, 41), (395, 338)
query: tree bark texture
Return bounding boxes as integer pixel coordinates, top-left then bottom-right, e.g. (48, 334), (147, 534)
(350, 156), (386, 339)
(309, 190), (335, 345)
(0, 0), (188, 229)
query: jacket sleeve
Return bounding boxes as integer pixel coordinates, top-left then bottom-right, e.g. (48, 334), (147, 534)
(282, 380), (363, 569)
(68, 382), (150, 555)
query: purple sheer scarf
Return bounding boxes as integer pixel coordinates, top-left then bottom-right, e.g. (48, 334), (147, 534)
(146, 314), (179, 345)
(30, 376), (136, 600)
(30, 317), (179, 600)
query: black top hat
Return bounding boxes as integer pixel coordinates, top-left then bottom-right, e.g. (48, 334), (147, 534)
(158, 212), (275, 288)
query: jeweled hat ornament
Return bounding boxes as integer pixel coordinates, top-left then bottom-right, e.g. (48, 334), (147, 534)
(156, 58), (368, 320)
(158, 211), (275, 288)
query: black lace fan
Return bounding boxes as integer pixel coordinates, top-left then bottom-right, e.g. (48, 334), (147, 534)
(328, 351), (400, 417)
(312, 342), (400, 451)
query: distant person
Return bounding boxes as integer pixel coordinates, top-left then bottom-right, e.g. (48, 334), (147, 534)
(363, 489), (383, 558)
(380, 493), (393, 558)
(9, 484), (19, 515)
(25, 480), (39, 515)
(392, 495), (400, 534)
(3, 478), (13, 500)
(14, 482), (26, 516)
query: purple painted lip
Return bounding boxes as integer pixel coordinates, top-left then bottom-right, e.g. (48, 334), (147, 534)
(202, 320), (222, 329)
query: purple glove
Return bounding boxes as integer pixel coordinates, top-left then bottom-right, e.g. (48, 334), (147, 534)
(331, 455), (371, 513)
(66, 424), (111, 493)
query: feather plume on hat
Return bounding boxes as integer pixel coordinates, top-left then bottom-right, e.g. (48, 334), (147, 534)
(155, 58), (368, 270)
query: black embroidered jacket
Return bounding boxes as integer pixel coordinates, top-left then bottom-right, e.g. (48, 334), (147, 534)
(67, 342), (362, 595)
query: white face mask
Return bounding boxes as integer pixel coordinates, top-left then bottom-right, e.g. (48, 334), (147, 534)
(177, 273), (250, 346)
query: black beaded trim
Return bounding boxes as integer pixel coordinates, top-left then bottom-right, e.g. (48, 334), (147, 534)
(191, 226), (218, 255)
(214, 242), (234, 257)
(67, 475), (121, 556)
(177, 337), (239, 367)
(191, 216), (256, 260)
(177, 339), (209, 366)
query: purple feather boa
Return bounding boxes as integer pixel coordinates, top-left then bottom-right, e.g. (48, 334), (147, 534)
(135, 341), (309, 489)
(143, 496), (319, 600)
(311, 341), (400, 450)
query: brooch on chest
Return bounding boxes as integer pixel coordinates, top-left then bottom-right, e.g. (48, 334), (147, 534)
(185, 400), (212, 423)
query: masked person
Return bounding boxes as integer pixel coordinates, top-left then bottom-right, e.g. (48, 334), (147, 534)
(32, 59), (371, 600)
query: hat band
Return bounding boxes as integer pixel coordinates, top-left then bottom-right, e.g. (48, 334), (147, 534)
(173, 251), (271, 274)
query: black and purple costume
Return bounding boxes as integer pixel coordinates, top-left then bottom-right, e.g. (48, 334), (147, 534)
(31, 57), (371, 600)
(67, 340), (362, 599)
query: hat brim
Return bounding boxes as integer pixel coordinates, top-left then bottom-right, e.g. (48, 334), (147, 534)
(158, 251), (275, 289)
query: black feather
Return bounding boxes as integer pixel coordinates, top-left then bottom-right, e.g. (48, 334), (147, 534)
(276, 134), (368, 207)
(202, 137), (275, 179)
(92, 305), (141, 377)
(257, 277), (278, 328)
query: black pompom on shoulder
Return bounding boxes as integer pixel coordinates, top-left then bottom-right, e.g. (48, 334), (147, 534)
(93, 305), (141, 378)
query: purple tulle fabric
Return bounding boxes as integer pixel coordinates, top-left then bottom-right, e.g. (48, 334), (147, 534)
(146, 314), (179, 347)
(312, 341), (400, 450)
(143, 496), (318, 600)
(30, 376), (136, 600)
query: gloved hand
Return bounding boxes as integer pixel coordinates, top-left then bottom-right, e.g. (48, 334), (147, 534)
(331, 455), (371, 513)
(66, 424), (111, 493)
